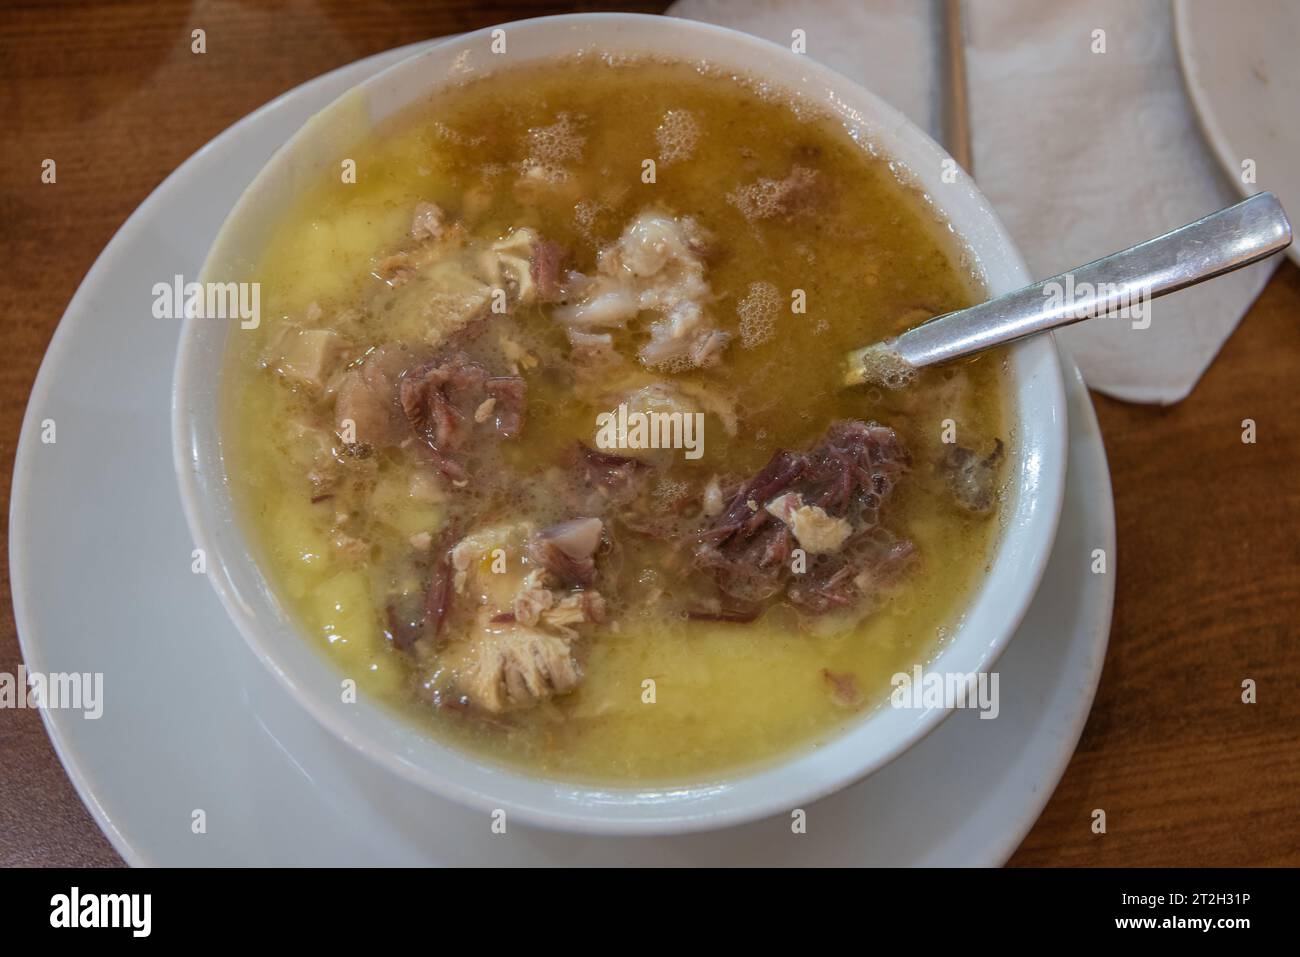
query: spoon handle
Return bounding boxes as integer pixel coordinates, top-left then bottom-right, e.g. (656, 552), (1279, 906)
(851, 191), (1292, 376)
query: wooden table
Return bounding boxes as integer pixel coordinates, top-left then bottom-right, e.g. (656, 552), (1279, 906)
(2, 1), (1296, 867)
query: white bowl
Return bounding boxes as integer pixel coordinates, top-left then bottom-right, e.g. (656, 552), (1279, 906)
(173, 13), (1067, 835)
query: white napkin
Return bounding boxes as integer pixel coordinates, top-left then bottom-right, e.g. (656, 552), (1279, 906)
(667, 0), (1279, 403)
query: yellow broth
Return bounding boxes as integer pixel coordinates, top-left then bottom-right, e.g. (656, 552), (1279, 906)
(224, 57), (1009, 783)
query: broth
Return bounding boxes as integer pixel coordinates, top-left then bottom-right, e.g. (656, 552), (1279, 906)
(224, 56), (1010, 783)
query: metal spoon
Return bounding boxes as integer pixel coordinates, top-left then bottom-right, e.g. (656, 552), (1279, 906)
(844, 192), (1292, 386)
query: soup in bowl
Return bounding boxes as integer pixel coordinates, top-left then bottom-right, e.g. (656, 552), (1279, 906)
(174, 13), (1066, 833)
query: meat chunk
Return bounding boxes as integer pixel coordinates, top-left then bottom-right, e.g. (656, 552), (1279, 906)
(638, 302), (730, 371)
(511, 569), (554, 627)
(765, 492), (852, 554)
(422, 258), (494, 337)
(267, 327), (342, 390)
(552, 210), (731, 371)
(562, 442), (651, 514)
(559, 287), (640, 330)
(487, 228), (540, 307)
(483, 375), (526, 438)
(370, 204), (569, 349)
(335, 344), (423, 448)
(438, 514), (608, 712)
(374, 206), (464, 288)
(693, 420), (913, 612)
(399, 353), (527, 478)
(334, 344), (527, 479)
(539, 590), (606, 637)
(787, 530), (914, 614)
(943, 439), (1004, 514)
(565, 329), (614, 355)
(443, 520), (589, 710)
(449, 522), (535, 604)
(527, 518), (604, 586)
(410, 201), (445, 241)
(461, 624), (582, 713)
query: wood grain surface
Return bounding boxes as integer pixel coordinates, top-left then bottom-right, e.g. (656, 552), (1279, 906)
(1, 0), (1296, 868)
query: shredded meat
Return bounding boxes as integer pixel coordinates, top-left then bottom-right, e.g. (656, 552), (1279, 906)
(693, 420), (912, 612)
(398, 353), (527, 479)
(787, 530), (914, 614)
(425, 539), (455, 639)
(461, 624), (582, 713)
(440, 516), (610, 713)
(540, 590), (606, 637)
(511, 569), (554, 627)
(384, 530), (457, 651)
(686, 602), (761, 623)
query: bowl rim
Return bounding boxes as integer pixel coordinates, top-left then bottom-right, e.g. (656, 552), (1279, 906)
(172, 11), (1067, 835)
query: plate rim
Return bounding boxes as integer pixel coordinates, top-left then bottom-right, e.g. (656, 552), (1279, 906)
(9, 38), (1114, 867)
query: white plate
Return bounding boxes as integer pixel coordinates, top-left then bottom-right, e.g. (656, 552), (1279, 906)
(1176, 0), (1300, 266)
(10, 41), (1114, 865)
